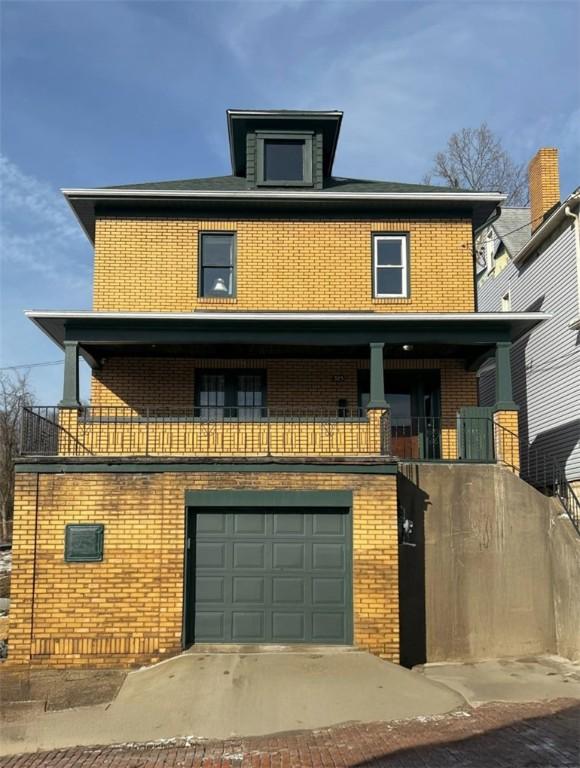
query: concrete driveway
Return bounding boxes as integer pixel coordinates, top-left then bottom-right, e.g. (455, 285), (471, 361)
(1, 648), (463, 755)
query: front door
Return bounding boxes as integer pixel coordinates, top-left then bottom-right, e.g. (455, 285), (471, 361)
(358, 370), (441, 459)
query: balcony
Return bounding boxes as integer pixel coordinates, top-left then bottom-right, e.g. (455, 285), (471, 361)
(20, 406), (516, 464)
(21, 406), (390, 459)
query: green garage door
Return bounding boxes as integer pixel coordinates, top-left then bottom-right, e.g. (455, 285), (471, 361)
(188, 508), (352, 644)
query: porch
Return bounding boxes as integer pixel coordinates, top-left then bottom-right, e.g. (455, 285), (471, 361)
(21, 310), (543, 466)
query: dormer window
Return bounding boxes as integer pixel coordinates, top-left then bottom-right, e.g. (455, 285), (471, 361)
(256, 132), (313, 186)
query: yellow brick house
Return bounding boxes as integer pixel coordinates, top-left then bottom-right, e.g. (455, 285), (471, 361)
(9, 110), (545, 668)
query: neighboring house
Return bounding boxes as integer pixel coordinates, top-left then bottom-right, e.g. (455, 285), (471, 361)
(9, 109), (547, 669)
(478, 148), (580, 489)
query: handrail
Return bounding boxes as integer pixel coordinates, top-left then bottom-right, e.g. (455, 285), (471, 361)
(493, 419), (580, 534)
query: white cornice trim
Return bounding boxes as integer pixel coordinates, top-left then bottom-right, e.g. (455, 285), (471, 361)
(24, 310), (549, 322)
(61, 188), (506, 203)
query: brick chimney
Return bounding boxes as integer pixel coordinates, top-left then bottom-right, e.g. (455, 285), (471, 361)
(528, 148), (560, 232)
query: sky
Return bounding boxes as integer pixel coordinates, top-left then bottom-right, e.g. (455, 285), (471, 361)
(1, 0), (579, 404)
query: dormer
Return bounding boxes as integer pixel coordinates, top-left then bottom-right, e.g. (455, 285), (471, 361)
(227, 109), (343, 189)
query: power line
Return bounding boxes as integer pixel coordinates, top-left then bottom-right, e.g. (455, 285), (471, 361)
(478, 211), (546, 247)
(0, 360), (64, 371)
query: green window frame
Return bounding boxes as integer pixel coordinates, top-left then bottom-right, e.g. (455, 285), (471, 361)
(256, 132), (314, 187)
(194, 368), (267, 419)
(199, 232), (236, 298)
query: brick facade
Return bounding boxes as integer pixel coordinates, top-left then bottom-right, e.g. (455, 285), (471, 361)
(93, 217), (475, 313)
(8, 469), (399, 668)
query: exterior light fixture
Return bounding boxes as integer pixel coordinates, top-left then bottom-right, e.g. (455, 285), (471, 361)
(402, 344), (414, 352)
(212, 277), (228, 293)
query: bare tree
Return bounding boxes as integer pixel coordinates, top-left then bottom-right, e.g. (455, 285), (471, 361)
(424, 123), (528, 206)
(0, 371), (34, 543)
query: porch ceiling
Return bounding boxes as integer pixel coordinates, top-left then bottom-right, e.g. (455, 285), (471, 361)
(26, 310), (549, 370)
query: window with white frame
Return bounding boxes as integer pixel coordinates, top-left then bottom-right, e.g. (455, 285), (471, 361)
(501, 290), (511, 312)
(373, 235), (408, 298)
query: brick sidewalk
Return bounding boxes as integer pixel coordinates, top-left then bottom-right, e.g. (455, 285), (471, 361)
(1, 699), (578, 767)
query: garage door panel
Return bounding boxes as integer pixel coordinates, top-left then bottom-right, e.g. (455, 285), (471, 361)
(234, 514), (266, 534)
(191, 507), (351, 645)
(272, 612), (305, 641)
(312, 577), (345, 605)
(233, 542), (265, 568)
(233, 576), (265, 603)
(273, 542), (305, 569)
(196, 576), (225, 603)
(196, 542), (226, 568)
(312, 543), (345, 570)
(195, 612), (224, 639)
(312, 612), (345, 641)
(232, 611), (264, 640)
(274, 514), (305, 535)
(197, 513), (227, 534)
(272, 577), (304, 604)
(313, 513), (345, 535)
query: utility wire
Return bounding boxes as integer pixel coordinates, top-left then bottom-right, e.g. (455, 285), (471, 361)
(0, 360), (64, 371)
(478, 211), (546, 247)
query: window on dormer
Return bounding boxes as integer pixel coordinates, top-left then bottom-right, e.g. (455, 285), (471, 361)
(256, 132), (313, 186)
(264, 140), (304, 181)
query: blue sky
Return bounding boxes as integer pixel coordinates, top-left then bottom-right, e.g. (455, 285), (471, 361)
(1, 0), (579, 403)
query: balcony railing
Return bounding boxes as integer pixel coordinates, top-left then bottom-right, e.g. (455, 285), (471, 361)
(20, 406), (389, 458)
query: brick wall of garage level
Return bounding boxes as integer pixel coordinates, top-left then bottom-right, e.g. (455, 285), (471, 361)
(8, 470), (399, 668)
(93, 217), (475, 313)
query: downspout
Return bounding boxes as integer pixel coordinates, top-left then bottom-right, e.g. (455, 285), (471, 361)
(564, 197), (580, 329)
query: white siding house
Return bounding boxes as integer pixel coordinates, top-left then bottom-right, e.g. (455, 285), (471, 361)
(478, 192), (580, 485)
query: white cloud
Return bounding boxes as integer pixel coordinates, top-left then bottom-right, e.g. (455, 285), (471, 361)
(0, 155), (92, 292)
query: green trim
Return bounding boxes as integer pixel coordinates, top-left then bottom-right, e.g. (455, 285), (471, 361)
(495, 341), (514, 406)
(59, 341), (80, 407)
(493, 402), (520, 412)
(256, 132), (314, 188)
(15, 460), (398, 475)
(367, 342), (387, 408)
(198, 231), (237, 298)
(185, 489), (353, 508)
(62, 318), (515, 351)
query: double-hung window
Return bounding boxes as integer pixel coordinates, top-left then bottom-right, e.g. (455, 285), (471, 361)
(373, 235), (408, 298)
(195, 369), (266, 420)
(199, 233), (235, 297)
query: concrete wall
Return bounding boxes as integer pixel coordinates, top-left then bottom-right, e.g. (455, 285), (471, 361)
(398, 463), (579, 665)
(549, 502), (580, 662)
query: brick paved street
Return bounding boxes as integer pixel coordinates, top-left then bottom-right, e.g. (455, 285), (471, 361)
(1, 699), (578, 768)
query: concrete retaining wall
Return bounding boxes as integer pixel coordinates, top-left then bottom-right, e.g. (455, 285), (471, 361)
(398, 463), (579, 665)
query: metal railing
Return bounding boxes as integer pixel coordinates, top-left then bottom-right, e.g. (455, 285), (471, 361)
(20, 406), (388, 458)
(493, 420), (580, 534)
(391, 416), (495, 462)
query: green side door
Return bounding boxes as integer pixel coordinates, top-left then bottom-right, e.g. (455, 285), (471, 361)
(457, 406), (495, 461)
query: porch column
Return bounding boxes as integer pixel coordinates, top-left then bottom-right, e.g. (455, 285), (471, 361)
(367, 343), (389, 455)
(493, 341), (520, 473)
(368, 342), (387, 408)
(495, 341), (516, 409)
(59, 341), (81, 408)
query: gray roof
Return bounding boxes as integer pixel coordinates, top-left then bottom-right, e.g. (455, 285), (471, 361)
(106, 174), (466, 194)
(493, 207), (531, 257)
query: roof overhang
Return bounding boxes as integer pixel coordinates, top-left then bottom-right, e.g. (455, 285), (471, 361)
(26, 310), (549, 369)
(62, 187), (505, 244)
(226, 109), (343, 177)
(514, 191), (580, 264)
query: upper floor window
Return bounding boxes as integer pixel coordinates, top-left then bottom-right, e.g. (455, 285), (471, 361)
(199, 233), (235, 297)
(373, 235), (408, 298)
(256, 132), (313, 186)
